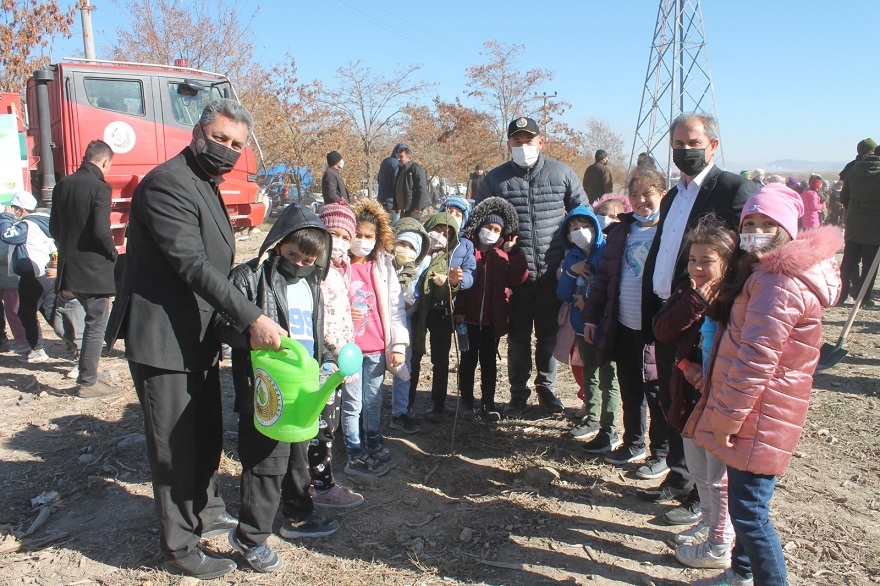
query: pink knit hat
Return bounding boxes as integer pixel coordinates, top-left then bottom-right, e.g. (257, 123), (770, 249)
(739, 184), (804, 239)
(319, 201), (356, 239)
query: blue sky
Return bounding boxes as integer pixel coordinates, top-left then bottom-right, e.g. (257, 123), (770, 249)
(57, 0), (876, 172)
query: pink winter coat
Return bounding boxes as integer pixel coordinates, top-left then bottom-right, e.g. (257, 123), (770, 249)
(799, 189), (825, 230)
(685, 226), (842, 476)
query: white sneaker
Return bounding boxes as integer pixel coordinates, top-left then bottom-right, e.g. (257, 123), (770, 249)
(18, 348), (50, 363)
(66, 366), (80, 380)
(692, 569), (754, 586)
(673, 521), (709, 545)
(675, 539), (731, 569)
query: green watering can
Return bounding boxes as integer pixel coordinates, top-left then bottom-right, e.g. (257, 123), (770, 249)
(251, 336), (363, 442)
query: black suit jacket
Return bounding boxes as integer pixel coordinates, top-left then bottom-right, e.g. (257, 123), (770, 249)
(105, 148), (262, 372)
(641, 165), (757, 339)
(49, 162), (117, 295)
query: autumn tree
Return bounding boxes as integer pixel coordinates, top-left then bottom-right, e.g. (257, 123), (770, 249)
(110, 0), (256, 80)
(0, 0), (75, 93)
(239, 57), (351, 201)
(465, 41), (564, 153)
(311, 61), (431, 199)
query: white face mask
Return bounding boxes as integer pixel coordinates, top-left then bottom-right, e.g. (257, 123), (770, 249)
(428, 231), (448, 250)
(331, 237), (350, 259)
(478, 227), (501, 246)
(350, 237), (375, 257)
(511, 145), (539, 168)
(569, 226), (594, 251)
(596, 215), (617, 230)
(739, 232), (775, 254)
(394, 246), (417, 266)
(339, 160), (344, 169)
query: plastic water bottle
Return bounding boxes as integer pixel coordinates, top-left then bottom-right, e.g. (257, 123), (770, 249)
(455, 321), (469, 353)
(352, 291), (368, 316)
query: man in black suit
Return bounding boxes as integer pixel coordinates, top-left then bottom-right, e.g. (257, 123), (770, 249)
(106, 99), (285, 579)
(50, 140), (121, 397)
(640, 113), (756, 524)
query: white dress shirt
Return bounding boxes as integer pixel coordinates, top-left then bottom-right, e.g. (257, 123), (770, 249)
(652, 162), (715, 300)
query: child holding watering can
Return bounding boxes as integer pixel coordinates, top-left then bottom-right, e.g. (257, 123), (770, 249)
(214, 203), (340, 573)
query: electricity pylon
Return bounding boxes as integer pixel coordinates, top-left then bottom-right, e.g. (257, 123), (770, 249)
(629, 0), (724, 182)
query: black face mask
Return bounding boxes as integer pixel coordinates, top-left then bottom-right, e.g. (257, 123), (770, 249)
(195, 125), (241, 176)
(672, 148), (709, 177)
(277, 256), (317, 281)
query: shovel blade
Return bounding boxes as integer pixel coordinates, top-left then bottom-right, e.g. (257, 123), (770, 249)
(817, 343), (848, 371)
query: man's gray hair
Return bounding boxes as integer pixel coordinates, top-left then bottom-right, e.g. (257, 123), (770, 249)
(669, 112), (719, 143)
(199, 98), (254, 134)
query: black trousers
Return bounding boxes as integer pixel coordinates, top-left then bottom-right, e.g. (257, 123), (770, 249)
(307, 387), (342, 490)
(656, 339), (695, 491)
(458, 323), (499, 410)
(129, 361), (227, 560)
(17, 272), (53, 350)
(615, 324), (667, 455)
(237, 413), (313, 548)
(409, 307), (453, 409)
(840, 240), (879, 301)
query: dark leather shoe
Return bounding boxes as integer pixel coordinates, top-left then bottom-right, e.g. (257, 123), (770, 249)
(638, 484), (691, 504)
(164, 546), (236, 579)
(502, 399), (527, 419)
(536, 389), (564, 414)
(664, 489), (702, 525)
(202, 511), (238, 538)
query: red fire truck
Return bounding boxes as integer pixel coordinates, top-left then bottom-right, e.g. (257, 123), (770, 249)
(21, 59), (266, 253)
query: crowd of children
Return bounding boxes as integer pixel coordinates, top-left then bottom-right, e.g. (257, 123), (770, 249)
(2, 170), (841, 583)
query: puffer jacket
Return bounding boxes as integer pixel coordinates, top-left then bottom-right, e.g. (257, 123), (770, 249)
(556, 205), (607, 334)
(687, 226), (843, 476)
(841, 154), (880, 245)
(475, 155), (586, 284)
(582, 213), (656, 381)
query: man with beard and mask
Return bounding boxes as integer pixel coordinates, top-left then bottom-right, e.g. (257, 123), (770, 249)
(640, 112), (756, 526)
(105, 99), (286, 579)
(475, 116), (587, 418)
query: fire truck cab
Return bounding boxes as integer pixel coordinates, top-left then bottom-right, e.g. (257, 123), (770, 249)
(25, 59), (265, 253)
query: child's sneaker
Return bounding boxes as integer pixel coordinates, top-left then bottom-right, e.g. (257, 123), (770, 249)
(582, 431), (622, 454)
(279, 513), (339, 538)
(675, 540), (732, 569)
(18, 348), (49, 363)
(228, 528), (283, 572)
(312, 484), (364, 509)
(367, 444), (396, 470)
(389, 414), (421, 434)
(344, 454), (389, 477)
(604, 443), (647, 465)
(480, 406), (501, 423)
(673, 521), (709, 546)
(571, 418), (600, 439)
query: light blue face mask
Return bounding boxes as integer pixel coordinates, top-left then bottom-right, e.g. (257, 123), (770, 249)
(632, 208), (660, 223)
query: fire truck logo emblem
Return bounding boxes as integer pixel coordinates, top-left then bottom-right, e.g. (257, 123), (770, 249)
(103, 121), (136, 154)
(253, 368), (283, 426)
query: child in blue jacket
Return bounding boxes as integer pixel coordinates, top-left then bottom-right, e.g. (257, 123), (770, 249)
(556, 205), (618, 440)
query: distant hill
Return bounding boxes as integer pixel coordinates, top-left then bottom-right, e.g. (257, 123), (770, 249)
(764, 159), (847, 173)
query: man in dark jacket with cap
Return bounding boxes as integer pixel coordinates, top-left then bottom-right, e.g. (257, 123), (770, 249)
(378, 143), (406, 216)
(321, 150), (349, 204)
(394, 146), (430, 219)
(476, 116), (587, 417)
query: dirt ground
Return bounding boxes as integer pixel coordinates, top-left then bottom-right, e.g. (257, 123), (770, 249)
(1, 226), (879, 586)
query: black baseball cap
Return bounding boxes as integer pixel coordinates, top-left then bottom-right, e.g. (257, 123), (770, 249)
(507, 117), (539, 138)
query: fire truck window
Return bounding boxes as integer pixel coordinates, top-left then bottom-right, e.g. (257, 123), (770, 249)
(168, 82), (224, 126)
(84, 78), (145, 116)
